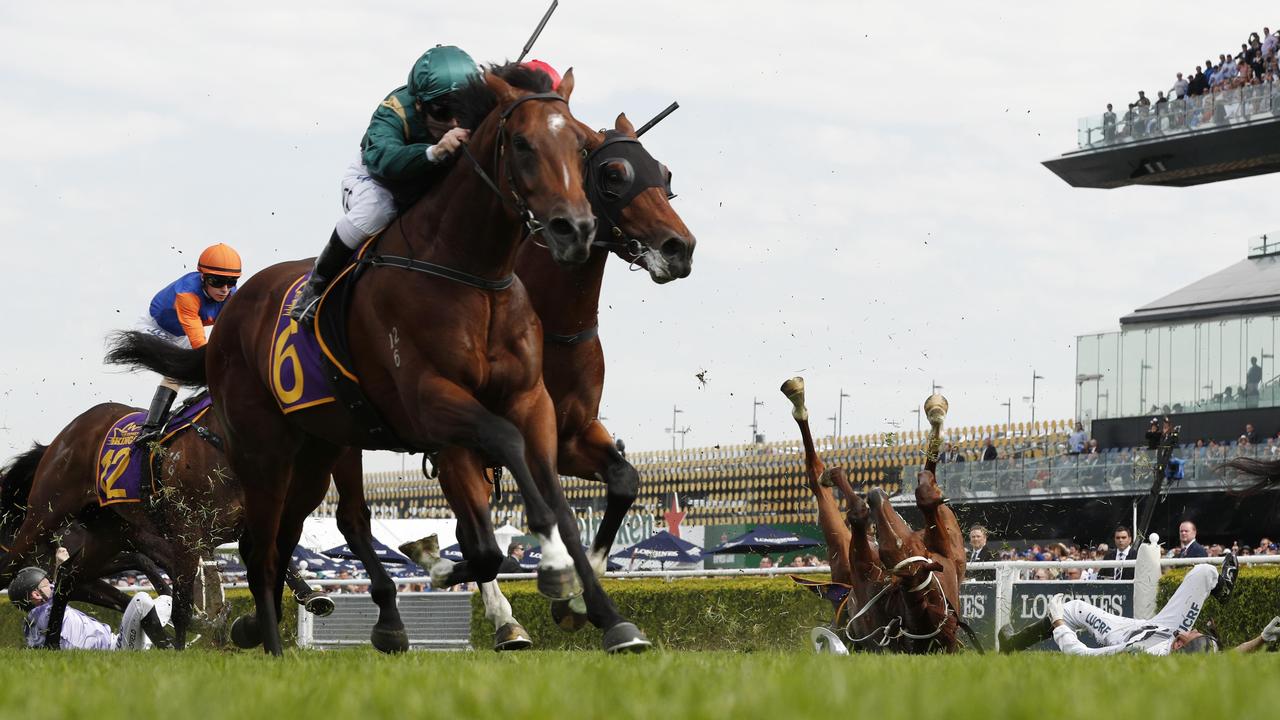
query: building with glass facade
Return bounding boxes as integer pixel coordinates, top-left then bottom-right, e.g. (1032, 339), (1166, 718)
(1077, 233), (1280, 446)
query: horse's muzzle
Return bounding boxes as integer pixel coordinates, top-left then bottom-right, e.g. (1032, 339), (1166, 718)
(544, 213), (596, 265)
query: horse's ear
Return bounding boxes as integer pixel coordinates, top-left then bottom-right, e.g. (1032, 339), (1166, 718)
(485, 71), (519, 105)
(615, 112), (636, 138)
(556, 67), (575, 102)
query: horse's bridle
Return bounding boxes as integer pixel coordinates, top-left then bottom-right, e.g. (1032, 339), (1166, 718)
(840, 555), (956, 649)
(586, 130), (676, 260)
(462, 91), (571, 239)
(364, 91), (571, 292)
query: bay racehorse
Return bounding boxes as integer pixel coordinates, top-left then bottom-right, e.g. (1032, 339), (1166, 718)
(0, 397), (333, 648)
(342, 106), (696, 649)
(1, 444), (172, 617)
(107, 65), (650, 654)
(782, 378), (970, 652)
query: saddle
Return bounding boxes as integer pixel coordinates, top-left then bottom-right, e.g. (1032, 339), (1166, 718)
(96, 391), (219, 507)
(309, 238), (413, 452)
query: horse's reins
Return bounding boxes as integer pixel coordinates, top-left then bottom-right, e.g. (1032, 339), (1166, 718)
(361, 92), (568, 292)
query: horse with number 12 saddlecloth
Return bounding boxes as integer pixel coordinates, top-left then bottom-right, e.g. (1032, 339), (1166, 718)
(781, 378), (970, 653)
(107, 68), (651, 655)
(0, 395), (336, 649)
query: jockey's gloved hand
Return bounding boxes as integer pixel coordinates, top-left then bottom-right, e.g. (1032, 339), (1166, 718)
(432, 128), (471, 159)
(1262, 616), (1280, 643)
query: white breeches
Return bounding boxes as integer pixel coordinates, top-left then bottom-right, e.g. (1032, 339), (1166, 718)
(334, 157), (397, 249)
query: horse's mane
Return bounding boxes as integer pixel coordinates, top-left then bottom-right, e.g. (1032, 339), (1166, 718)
(449, 61), (557, 131)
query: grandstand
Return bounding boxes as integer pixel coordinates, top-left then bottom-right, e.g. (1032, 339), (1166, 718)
(325, 419), (1074, 528)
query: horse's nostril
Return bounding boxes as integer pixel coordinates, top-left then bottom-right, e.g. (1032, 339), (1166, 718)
(661, 237), (686, 259)
(548, 218), (575, 238)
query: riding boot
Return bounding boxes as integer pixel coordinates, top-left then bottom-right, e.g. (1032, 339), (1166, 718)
(997, 617), (1053, 653)
(137, 386), (177, 445)
(290, 230), (353, 325)
(140, 608), (174, 649)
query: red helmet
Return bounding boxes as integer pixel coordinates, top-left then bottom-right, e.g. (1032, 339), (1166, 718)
(197, 243), (242, 278)
(523, 59), (561, 90)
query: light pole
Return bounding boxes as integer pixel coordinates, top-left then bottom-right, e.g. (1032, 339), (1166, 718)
(1000, 398), (1012, 428)
(1029, 368), (1039, 425)
(910, 407), (922, 433)
(837, 388), (850, 437)
(931, 380), (943, 395)
(827, 414), (837, 438)
(1139, 362), (1152, 413)
(751, 397), (765, 443)
(666, 405), (683, 452)
(1075, 373), (1102, 423)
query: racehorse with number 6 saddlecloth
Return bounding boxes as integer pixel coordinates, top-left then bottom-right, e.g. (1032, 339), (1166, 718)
(0, 397), (337, 649)
(782, 378), (970, 653)
(106, 65), (652, 655)
(361, 101), (695, 649)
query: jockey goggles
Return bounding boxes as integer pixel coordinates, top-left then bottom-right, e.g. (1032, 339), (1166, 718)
(204, 275), (238, 288)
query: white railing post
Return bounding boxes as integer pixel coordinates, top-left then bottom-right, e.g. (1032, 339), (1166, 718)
(296, 603), (314, 648)
(994, 562), (1016, 647)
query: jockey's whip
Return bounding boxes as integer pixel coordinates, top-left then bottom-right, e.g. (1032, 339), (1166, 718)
(517, 0), (559, 63)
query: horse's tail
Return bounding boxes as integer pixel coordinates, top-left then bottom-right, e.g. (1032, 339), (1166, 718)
(1217, 457), (1280, 495)
(105, 331), (207, 386)
(0, 443), (47, 542)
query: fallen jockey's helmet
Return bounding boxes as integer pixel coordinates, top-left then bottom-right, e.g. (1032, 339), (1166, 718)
(522, 59), (562, 90)
(1175, 634), (1220, 653)
(197, 243), (242, 278)
(408, 45), (479, 104)
(7, 566), (47, 611)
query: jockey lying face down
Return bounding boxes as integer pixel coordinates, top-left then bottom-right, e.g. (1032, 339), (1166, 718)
(1000, 553), (1279, 655)
(8, 566), (175, 650)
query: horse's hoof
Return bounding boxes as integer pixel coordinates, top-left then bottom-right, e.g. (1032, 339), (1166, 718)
(230, 614), (263, 649)
(551, 597), (589, 632)
(494, 622), (533, 651)
(536, 565), (582, 601)
(303, 594), (336, 618)
(602, 621), (651, 654)
(810, 627), (850, 655)
(370, 625), (409, 654)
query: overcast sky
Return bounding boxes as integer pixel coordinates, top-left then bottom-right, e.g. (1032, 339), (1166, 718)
(2, 1), (1278, 471)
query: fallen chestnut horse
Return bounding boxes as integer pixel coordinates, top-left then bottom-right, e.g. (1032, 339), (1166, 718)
(781, 377), (972, 653)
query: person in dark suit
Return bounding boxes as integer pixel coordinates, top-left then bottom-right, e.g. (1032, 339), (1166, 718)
(1177, 521), (1208, 558)
(967, 525), (996, 581)
(1107, 526), (1137, 580)
(498, 542), (525, 573)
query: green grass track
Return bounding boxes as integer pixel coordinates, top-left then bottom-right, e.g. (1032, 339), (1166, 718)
(0, 648), (1275, 720)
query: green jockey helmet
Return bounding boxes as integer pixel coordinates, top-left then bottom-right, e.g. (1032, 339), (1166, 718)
(408, 45), (480, 104)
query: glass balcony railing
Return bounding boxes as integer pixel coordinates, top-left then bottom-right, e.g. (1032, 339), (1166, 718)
(910, 444), (1267, 504)
(1076, 83), (1280, 149)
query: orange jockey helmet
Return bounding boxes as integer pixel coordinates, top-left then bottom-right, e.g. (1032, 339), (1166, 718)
(197, 243), (242, 278)
(523, 59), (561, 90)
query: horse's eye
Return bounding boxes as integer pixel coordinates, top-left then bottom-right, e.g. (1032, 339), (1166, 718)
(512, 134), (533, 153)
(599, 159), (634, 200)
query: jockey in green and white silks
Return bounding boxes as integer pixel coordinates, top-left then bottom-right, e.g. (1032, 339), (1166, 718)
(291, 45), (480, 323)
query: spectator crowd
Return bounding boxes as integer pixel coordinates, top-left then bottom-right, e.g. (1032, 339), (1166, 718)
(1098, 25), (1280, 142)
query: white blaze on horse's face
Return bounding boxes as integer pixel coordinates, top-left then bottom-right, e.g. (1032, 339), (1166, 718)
(547, 112), (565, 135)
(562, 163), (571, 190)
(537, 526), (574, 574)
